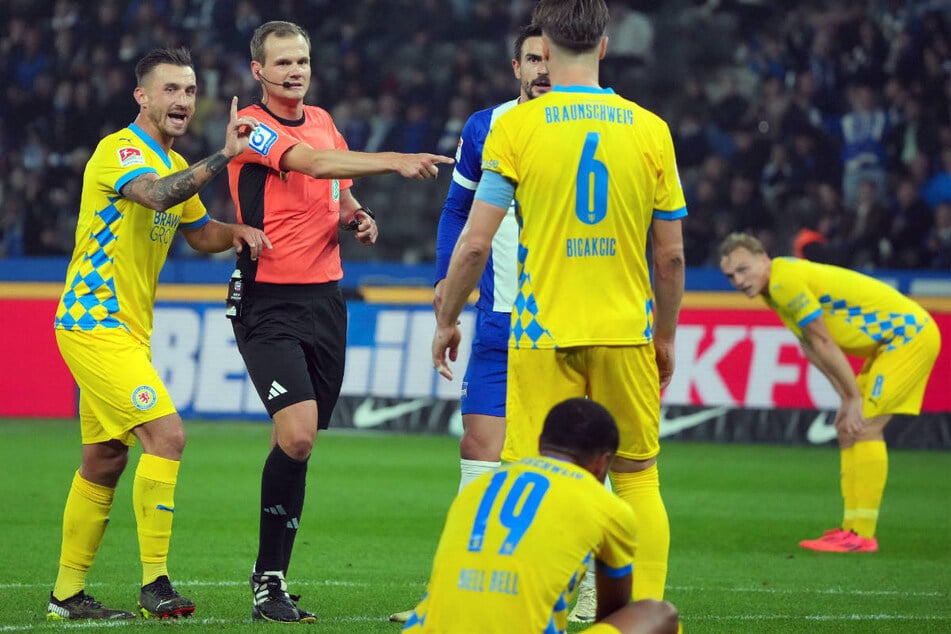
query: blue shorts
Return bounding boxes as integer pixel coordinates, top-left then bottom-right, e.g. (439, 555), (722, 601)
(461, 309), (509, 417)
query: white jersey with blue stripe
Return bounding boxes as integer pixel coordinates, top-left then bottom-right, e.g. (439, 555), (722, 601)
(434, 98), (519, 313)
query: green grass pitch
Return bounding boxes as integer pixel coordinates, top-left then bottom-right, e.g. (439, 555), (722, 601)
(1, 419), (949, 632)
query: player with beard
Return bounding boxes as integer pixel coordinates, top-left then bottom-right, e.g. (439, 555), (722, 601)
(48, 47), (268, 622)
(433, 0), (687, 613)
(390, 24), (551, 624)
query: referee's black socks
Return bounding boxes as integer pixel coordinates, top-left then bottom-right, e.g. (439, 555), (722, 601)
(256, 445), (309, 574)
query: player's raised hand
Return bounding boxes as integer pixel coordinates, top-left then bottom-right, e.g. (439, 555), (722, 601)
(223, 96), (259, 158)
(396, 153), (454, 180)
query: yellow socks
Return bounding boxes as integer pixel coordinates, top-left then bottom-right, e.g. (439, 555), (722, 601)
(611, 464), (670, 600)
(851, 440), (888, 538)
(133, 454), (180, 586)
(52, 471), (115, 601)
(840, 446), (856, 532)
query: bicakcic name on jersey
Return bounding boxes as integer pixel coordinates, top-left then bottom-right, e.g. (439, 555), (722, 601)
(566, 237), (617, 258)
(544, 103), (634, 125)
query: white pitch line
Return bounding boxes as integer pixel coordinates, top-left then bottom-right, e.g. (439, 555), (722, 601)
(668, 585), (944, 597)
(689, 614), (950, 622)
(0, 579), (369, 591)
(1, 618), (229, 632)
(6, 580), (941, 596)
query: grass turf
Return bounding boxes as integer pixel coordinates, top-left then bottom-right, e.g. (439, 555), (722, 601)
(1, 419), (948, 632)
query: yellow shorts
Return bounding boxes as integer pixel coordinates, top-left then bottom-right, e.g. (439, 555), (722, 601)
(503, 346), (660, 462)
(586, 624), (621, 634)
(55, 328), (177, 446)
(858, 318), (941, 418)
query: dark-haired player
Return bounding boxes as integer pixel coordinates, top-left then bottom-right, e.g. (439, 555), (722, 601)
(433, 21), (550, 502)
(48, 47), (268, 621)
(433, 0), (686, 606)
(227, 21), (453, 623)
(390, 25), (552, 625)
(401, 398), (679, 634)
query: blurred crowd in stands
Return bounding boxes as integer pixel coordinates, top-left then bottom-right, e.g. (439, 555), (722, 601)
(1, 0), (949, 269)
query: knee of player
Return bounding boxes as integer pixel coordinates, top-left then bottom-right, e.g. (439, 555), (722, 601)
(459, 433), (498, 461)
(82, 450), (129, 485)
(280, 434), (316, 461)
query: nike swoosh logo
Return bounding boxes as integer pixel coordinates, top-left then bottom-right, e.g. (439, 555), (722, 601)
(806, 411), (839, 444)
(659, 406), (730, 437)
(352, 398), (432, 429)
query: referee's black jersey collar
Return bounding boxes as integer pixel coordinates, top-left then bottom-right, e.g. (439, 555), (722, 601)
(257, 101), (306, 127)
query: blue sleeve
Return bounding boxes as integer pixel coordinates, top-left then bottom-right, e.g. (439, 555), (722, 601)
(434, 112), (488, 284)
(474, 170), (516, 209)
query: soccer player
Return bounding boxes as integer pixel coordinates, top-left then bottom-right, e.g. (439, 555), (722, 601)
(227, 21), (452, 623)
(436, 24), (550, 504)
(48, 47), (269, 621)
(718, 232), (941, 552)
(389, 25), (552, 626)
(401, 398), (679, 634)
(432, 0), (686, 604)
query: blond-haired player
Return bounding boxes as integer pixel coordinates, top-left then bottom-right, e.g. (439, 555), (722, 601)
(719, 232), (940, 552)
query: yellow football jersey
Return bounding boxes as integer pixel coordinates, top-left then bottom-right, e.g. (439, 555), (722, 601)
(54, 123), (208, 344)
(765, 258), (933, 358)
(402, 456), (635, 634)
(480, 86), (686, 349)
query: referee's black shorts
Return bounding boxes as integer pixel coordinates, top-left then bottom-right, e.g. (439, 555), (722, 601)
(232, 281), (347, 426)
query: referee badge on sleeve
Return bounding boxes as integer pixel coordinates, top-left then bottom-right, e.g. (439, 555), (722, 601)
(249, 123), (279, 156)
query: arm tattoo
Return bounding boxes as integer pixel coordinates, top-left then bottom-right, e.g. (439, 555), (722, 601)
(144, 151), (231, 209)
(203, 151), (230, 176)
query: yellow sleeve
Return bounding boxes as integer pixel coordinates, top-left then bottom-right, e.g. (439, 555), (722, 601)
(653, 119), (687, 214)
(596, 496), (636, 575)
(768, 259), (823, 330)
(481, 114), (518, 185)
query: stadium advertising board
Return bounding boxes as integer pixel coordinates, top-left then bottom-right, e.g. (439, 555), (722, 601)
(2, 297), (949, 446)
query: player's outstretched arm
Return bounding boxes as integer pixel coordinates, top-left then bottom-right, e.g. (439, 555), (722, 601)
(280, 145), (454, 180)
(122, 97), (258, 211)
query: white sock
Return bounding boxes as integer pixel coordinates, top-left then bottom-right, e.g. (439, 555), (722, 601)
(459, 459), (501, 493)
(580, 557), (596, 590)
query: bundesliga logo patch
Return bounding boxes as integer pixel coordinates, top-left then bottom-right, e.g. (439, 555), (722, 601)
(131, 385), (158, 410)
(118, 146), (144, 167)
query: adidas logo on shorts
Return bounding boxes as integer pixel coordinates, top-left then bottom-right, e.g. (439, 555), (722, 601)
(268, 381), (287, 400)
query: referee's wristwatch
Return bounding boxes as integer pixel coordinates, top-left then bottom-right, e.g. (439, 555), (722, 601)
(342, 206), (375, 231)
